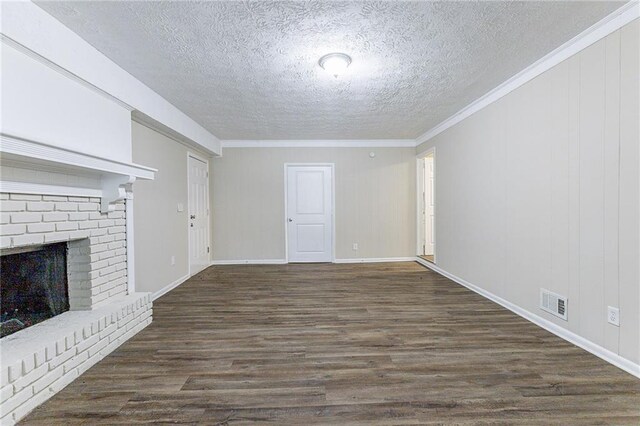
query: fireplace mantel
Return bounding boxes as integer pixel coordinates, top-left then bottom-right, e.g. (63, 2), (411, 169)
(0, 133), (156, 212)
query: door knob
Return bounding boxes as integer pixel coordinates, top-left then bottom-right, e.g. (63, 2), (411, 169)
(288, 218), (293, 222)
(190, 215), (196, 219)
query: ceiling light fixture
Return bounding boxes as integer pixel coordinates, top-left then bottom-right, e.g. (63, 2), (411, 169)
(318, 52), (352, 78)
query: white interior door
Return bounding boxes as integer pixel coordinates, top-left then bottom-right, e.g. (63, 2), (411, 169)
(286, 165), (333, 263)
(424, 155), (435, 256)
(188, 155), (210, 274)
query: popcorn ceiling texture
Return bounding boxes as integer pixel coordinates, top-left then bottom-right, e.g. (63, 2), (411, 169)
(37, 1), (622, 140)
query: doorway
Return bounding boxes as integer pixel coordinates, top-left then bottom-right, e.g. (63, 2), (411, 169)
(285, 164), (334, 263)
(188, 153), (210, 274)
(417, 150), (436, 263)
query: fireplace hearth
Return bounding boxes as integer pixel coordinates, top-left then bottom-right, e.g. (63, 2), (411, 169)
(0, 242), (69, 338)
(0, 191), (153, 424)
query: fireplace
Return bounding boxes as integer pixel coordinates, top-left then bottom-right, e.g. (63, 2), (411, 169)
(0, 192), (154, 424)
(1, 242), (69, 338)
(0, 130), (155, 423)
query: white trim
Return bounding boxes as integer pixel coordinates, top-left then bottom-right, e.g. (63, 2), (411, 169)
(1, 133), (156, 179)
(334, 257), (415, 264)
(415, 158), (424, 256)
(431, 151), (436, 264)
(415, 2), (640, 148)
(210, 257), (415, 265)
(284, 163), (336, 263)
(414, 257), (640, 379)
(416, 148), (437, 263)
(187, 150), (210, 165)
(132, 113), (219, 157)
(222, 140), (416, 148)
(100, 175), (135, 214)
(151, 273), (191, 301)
(0, 134), (152, 213)
(0, 181), (102, 198)
(187, 152), (211, 276)
(210, 259), (288, 265)
(125, 192), (135, 294)
(332, 166), (336, 263)
(203, 2), (640, 153)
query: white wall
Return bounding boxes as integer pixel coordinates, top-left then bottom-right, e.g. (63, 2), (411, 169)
(212, 147), (416, 261)
(1, 40), (133, 163)
(417, 20), (639, 365)
(132, 121), (212, 296)
(1, 1), (221, 156)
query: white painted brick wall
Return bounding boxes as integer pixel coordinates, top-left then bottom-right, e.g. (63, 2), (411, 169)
(0, 194), (129, 305)
(0, 193), (153, 424)
(0, 295), (152, 424)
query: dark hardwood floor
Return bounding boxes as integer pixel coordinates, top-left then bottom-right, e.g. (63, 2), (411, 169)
(21, 262), (640, 424)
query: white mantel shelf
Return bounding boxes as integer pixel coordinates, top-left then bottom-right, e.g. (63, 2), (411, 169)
(0, 133), (156, 179)
(0, 133), (156, 212)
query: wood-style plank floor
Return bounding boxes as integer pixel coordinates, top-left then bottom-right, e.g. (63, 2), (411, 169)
(21, 262), (640, 425)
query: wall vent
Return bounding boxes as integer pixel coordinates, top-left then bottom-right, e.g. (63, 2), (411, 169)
(540, 288), (568, 321)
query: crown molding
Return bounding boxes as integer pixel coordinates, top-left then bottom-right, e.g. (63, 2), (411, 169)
(5, 1), (635, 153)
(224, 3), (639, 151)
(415, 1), (640, 147)
(221, 139), (416, 148)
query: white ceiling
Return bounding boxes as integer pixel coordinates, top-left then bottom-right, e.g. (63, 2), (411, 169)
(37, 1), (623, 141)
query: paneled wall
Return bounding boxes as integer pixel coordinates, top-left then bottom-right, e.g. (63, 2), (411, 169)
(416, 20), (639, 365)
(212, 147), (416, 261)
(131, 121), (212, 296)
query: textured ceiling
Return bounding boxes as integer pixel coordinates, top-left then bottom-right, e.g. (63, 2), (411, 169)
(37, 1), (623, 140)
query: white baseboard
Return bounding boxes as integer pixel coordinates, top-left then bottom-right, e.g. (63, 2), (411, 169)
(151, 273), (190, 301)
(209, 257), (416, 265)
(414, 257), (640, 379)
(210, 259), (288, 265)
(334, 257), (416, 264)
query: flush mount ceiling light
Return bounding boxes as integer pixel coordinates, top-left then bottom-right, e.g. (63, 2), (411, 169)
(318, 52), (352, 78)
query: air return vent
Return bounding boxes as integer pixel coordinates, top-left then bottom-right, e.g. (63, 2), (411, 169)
(540, 288), (568, 321)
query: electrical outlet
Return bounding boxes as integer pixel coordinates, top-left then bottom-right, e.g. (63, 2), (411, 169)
(607, 306), (620, 326)
(352, 243), (358, 251)
(171, 255), (176, 266)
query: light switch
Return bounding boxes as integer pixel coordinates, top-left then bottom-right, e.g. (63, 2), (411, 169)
(177, 203), (184, 212)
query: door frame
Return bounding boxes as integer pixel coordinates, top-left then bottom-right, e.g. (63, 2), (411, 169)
(284, 163), (336, 263)
(416, 148), (436, 263)
(187, 151), (211, 276)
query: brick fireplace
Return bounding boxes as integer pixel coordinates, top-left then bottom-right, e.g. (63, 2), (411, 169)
(0, 191), (153, 423)
(0, 124), (157, 424)
(1, 7), (161, 419)
(2, 194), (130, 304)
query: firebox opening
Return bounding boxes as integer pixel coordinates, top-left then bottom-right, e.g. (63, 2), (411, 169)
(1, 242), (69, 338)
